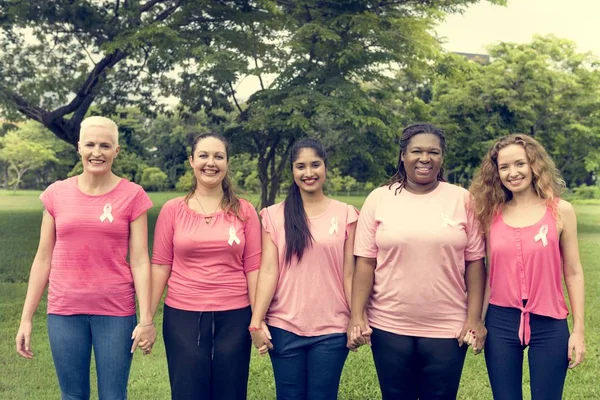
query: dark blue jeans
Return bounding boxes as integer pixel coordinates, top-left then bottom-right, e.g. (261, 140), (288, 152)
(47, 314), (137, 400)
(268, 326), (349, 400)
(484, 304), (569, 400)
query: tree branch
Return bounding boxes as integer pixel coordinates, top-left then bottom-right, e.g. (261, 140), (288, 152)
(140, 0), (167, 13)
(228, 81), (244, 114)
(153, 0), (182, 23)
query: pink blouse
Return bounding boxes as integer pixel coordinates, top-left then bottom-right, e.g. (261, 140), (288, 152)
(488, 206), (569, 345)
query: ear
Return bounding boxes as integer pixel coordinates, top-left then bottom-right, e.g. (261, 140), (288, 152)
(400, 152), (405, 163)
(77, 142), (81, 155)
(189, 155), (194, 168)
(114, 144), (120, 157)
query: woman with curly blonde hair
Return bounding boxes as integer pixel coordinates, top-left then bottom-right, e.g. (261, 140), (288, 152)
(470, 134), (585, 400)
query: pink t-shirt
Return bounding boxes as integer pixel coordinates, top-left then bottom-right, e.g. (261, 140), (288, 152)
(354, 182), (485, 338)
(489, 206), (569, 345)
(152, 197), (261, 312)
(261, 199), (359, 336)
(40, 176), (153, 316)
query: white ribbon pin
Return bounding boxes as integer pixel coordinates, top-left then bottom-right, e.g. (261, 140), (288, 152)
(441, 213), (457, 228)
(99, 203), (114, 223)
(228, 226), (241, 246)
(329, 217), (339, 236)
(534, 224), (548, 247)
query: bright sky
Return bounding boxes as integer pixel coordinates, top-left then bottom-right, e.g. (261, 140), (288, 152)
(436, 0), (600, 56)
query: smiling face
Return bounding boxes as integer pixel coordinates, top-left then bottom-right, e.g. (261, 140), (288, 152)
(497, 144), (534, 194)
(189, 136), (228, 189)
(401, 133), (443, 187)
(292, 148), (327, 195)
(78, 126), (120, 175)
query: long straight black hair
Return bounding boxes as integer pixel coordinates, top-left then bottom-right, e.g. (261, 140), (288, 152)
(284, 138), (328, 265)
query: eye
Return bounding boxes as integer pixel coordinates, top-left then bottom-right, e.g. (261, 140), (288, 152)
(101, 144), (110, 149)
(517, 162), (525, 167)
(198, 154), (207, 159)
(85, 143), (94, 147)
(296, 165), (304, 170)
(311, 162), (321, 168)
(499, 166), (508, 171)
(216, 155), (225, 160)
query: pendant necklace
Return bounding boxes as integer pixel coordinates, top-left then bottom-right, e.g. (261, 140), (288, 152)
(194, 192), (221, 224)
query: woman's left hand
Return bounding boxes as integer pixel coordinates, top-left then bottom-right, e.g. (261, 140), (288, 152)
(568, 331), (585, 368)
(457, 318), (487, 354)
(131, 323), (157, 355)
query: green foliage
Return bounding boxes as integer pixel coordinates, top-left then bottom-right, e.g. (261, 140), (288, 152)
(421, 36), (600, 186)
(572, 184), (600, 200)
(175, 169), (194, 193)
(140, 167), (168, 192)
(0, 122), (59, 191)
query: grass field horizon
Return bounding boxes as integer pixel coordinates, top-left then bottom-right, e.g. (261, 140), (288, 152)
(1, 190), (598, 399)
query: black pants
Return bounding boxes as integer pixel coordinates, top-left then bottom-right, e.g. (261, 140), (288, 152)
(371, 327), (467, 400)
(484, 304), (569, 400)
(163, 304), (252, 400)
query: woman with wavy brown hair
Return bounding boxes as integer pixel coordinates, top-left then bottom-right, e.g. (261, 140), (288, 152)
(470, 134), (585, 400)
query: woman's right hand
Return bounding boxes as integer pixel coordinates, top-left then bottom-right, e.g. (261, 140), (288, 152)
(346, 313), (372, 351)
(16, 320), (34, 359)
(250, 321), (273, 356)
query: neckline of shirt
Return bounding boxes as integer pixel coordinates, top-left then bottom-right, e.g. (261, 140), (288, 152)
(179, 197), (226, 218)
(73, 176), (125, 198)
(307, 198), (335, 220)
(500, 206), (550, 229)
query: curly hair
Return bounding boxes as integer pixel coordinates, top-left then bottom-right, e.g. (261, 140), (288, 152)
(386, 123), (446, 194)
(469, 134), (565, 231)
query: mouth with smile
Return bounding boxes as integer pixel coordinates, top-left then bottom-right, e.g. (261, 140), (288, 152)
(507, 177), (524, 187)
(415, 165), (432, 175)
(89, 159), (105, 165)
(302, 177), (318, 186)
(202, 168), (219, 176)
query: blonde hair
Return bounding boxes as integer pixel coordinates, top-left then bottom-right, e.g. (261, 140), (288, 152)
(469, 134), (565, 231)
(79, 116), (119, 144)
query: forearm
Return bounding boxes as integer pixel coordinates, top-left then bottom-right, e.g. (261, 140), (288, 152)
(149, 264), (171, 317)
(465, 259), (485, 321)
(246, 270), (259, 310)
(21, 261), (51, 321)
(350, 258), (375, 318)
(131, 259), (153, 324)
(565, 270), (585, 333)
(344, 274), (353, 308)
(250, 269), (278, 326)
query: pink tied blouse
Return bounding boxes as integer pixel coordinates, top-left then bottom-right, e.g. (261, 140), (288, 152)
(488, 206), (569, 345)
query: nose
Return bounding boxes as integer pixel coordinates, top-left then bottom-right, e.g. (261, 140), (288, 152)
(92, 145), (102, 156)
(419, 152), (431, 163)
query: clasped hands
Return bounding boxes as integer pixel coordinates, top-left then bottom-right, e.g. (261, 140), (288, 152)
(132, 322), (157, 356)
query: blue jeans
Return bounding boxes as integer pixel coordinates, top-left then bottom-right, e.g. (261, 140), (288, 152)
(47, 314), (137, 400)
(268, 326), (349, 400)
(485, 305), (569, 400)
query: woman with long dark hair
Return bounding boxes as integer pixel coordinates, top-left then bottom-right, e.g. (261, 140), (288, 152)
(249, 138), (359, 400)
(150, 133), (262, 399)
(470, 134), (585, 399)
(349, 123), (486, 399)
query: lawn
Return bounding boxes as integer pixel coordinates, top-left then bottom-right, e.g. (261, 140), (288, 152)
(0, 190), (598, 399)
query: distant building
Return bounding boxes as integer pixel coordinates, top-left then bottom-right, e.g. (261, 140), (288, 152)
(453, 52), (490, 65)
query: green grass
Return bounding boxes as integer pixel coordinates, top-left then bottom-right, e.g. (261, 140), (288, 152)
(1, 191), (598, 399)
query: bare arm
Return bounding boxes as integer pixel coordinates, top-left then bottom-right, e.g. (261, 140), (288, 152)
(246, 269), (259, 310)
(16, 210), (55, 359)
(458, 258), (487, 352)
(480, 236), (492, 322)
(559, 200), (585, 368)
(129, 212), (156, 353)
(249, 228), (279, 327)
(150, 263), (171, 317)
(343, 223), (357, 307)
(347, 256), (376, 348)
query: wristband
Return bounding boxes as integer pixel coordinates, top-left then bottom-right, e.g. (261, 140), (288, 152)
(139, 321), (155, 327)
(248, 326), (261, 332)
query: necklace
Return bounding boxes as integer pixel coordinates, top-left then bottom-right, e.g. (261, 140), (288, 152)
(194, 192), (221, 224)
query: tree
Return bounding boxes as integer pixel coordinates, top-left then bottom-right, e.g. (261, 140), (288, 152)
(0, 127), (58, 191)
(205, 0), (506, 207)
(140, 166), (168, 191)
(0, 0), (274, 147)
(427, 35), (600, 186)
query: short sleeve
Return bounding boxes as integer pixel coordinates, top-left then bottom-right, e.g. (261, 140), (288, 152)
(354, 189), (380, 259)
(464, 192), (485, 261)
(151, 199), (177, 265)
(129, 185), (153, 222)
(241, 200), (262, 273)
(345, 204), (359, 239)
(259, 205), (279, 247)
(39, 183), (57, 217)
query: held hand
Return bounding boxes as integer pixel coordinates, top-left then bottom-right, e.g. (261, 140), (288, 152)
(457, 319), (487, 355)
(131, 323), (157, 354)
(346, 313), (372, 351)
(250, 322), (273, 356)
(16, 320), (34, 359)
(568, 331), (585, 369)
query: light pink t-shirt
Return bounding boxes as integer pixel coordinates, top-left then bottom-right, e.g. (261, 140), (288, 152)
(152, 197), (261, 312)
(489, 206), (569, 345)
(261, 199), (359, 336)
(40, 176), (153, 316)
(354, 182), (485, 338)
